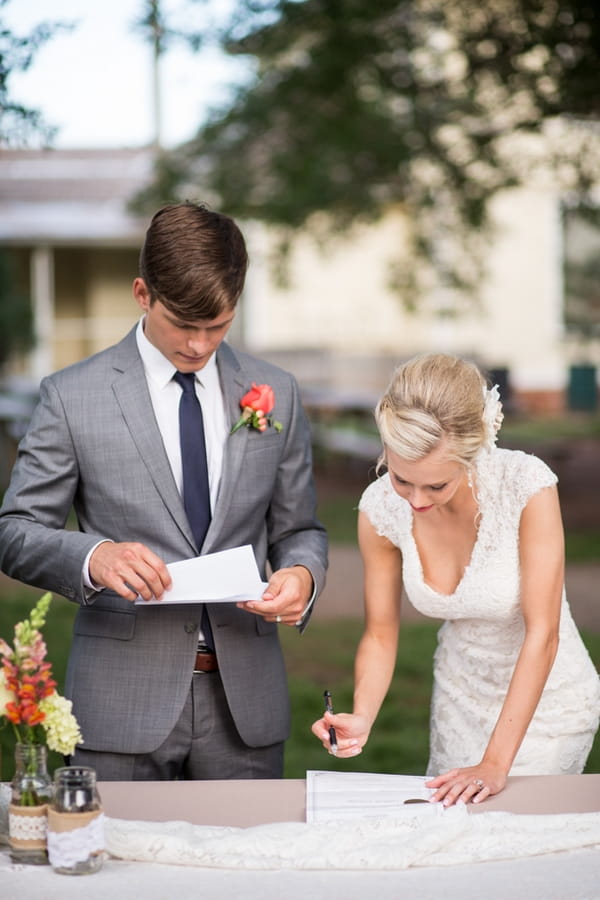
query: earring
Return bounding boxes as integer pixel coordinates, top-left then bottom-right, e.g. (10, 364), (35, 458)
(467, 468), (473, 489)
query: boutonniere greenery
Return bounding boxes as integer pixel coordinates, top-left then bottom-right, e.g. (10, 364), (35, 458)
(231, 383), (283, 434)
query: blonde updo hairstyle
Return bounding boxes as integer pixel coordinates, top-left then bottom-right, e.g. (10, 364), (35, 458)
(375, 354), (488, 470)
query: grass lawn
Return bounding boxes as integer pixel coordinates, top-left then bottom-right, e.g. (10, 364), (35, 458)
(1, 587), (599, 782)
(280, 618), (600, 778)
(1, 425), (598, 784)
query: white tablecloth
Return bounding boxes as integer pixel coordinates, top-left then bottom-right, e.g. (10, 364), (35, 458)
(1, 844), (599, 900)
(2, 780), (600, 899)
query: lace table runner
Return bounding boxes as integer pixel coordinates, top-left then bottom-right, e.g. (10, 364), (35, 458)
(2, 783), (600, 870)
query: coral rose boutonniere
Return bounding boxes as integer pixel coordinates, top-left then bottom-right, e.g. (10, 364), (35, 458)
(231, 383), (283, 434)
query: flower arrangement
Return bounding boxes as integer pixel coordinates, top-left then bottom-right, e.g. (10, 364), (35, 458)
(231, 382), (283, 434)
(0, 592), (82, 756)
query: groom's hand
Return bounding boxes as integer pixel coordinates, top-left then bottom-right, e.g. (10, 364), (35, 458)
(89, 541), (172, 602)
(238, 565), (313, 626)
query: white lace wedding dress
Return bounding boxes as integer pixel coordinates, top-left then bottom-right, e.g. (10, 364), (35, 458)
(359, 447), (600, 777)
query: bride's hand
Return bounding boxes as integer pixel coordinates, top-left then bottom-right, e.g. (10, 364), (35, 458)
(425, 764), (507, 806)
(311, 712), (370, 758)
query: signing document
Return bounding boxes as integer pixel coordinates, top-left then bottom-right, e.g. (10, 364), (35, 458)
(306, 771), (443, 823)
(135, 544), (268, 605)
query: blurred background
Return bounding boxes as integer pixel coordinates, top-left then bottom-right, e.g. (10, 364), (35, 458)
(0, 0), (598, 779)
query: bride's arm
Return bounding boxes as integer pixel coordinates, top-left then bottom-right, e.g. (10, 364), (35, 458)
(353, 511), (403, 728)
(311, 511), (403, 756)
(428, 484), (563, 805)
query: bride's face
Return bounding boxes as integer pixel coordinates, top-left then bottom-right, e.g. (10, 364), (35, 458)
(385, 442), (466, 514)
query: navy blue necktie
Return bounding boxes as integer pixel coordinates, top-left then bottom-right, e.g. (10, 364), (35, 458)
(173, 371), (214, 651)
(173, 371), (211, 549)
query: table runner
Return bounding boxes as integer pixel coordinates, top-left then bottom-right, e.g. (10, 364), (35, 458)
(3, 783), (600, 870)
(102, 806), (600, 869)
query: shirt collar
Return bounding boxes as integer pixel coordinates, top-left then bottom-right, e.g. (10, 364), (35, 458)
(136, 316), (219, 389)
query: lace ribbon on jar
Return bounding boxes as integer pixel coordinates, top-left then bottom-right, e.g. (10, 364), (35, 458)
(8, 804), (48, 847)
(47, 809), (105, 871)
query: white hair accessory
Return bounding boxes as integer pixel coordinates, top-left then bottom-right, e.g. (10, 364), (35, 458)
(482, 384), (503, 451)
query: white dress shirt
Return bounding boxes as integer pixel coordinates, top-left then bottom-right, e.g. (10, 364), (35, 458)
(135, 318), (228, 513)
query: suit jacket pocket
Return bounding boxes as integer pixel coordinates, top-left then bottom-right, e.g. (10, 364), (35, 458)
(74, 605), (136, 641)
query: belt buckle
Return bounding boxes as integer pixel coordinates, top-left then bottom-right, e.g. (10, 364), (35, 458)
(194, 644), (218, 674)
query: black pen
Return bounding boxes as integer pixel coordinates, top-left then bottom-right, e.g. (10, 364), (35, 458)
(323, 689), (338, 754)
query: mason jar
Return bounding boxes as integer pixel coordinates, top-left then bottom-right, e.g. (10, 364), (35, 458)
(47, 766), (104, 875)
(9, 742), (53, 865)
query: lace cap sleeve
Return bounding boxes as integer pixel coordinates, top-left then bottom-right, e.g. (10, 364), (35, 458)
(498, 449), (558, 511)
(358, 475), (412, 545)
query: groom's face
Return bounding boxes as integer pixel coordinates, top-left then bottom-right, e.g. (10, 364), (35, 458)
(134, 278), (235, 372)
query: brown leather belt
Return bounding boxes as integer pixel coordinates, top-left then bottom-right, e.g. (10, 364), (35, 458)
(194, 646), (218, 673)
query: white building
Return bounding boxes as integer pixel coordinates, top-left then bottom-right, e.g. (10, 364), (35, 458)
(0, 146), (598, 414)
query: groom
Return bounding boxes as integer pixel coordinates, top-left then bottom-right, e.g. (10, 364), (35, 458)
(0, 201), (328, 781)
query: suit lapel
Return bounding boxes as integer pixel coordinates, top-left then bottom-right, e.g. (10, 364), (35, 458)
(110, 329), (196, 551)
(203, 343), (249, 553)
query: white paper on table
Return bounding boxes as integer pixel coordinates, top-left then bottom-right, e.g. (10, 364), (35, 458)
(135, 544), (268, 605)
(306, 770), (441, 823)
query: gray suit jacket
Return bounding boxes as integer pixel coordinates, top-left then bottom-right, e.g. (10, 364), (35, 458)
(0, 328), (327, 753)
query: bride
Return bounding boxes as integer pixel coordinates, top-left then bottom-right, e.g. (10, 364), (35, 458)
(312, 353), (600, 806)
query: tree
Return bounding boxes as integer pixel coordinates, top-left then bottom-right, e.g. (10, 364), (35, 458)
(0, 1), (71, 372)
(137, 0), (600, 310)
(0, 250), (34, 369)
(133, 0), (212, 150)
(563, 205), (600, 343)
(0, 0), (70, 147)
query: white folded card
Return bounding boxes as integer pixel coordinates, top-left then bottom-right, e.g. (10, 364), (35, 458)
(306, 771), (439, 823)
(135, 544), (268, 605)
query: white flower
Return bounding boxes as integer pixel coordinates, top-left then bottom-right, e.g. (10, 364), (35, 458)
(39, 692), (83, 755)
(482, 384), (504, 451)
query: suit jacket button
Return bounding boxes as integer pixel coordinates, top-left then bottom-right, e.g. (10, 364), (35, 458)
(184, 623), (197, 634)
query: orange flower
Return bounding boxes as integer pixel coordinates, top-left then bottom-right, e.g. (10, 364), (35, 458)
(5, 702), (22, 724)
(241, 383), (275, 415)
(231, 383), (283, 435)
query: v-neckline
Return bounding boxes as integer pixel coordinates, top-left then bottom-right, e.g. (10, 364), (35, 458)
(409, 484), (483, 598)
(410, 523), (481, 597)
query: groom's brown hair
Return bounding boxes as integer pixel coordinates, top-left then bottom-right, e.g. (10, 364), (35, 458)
(139, 201), (249, 321)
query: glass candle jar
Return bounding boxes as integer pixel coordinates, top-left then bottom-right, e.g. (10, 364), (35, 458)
(47, 766), (104, 875)
(9, 743), (53, 865)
